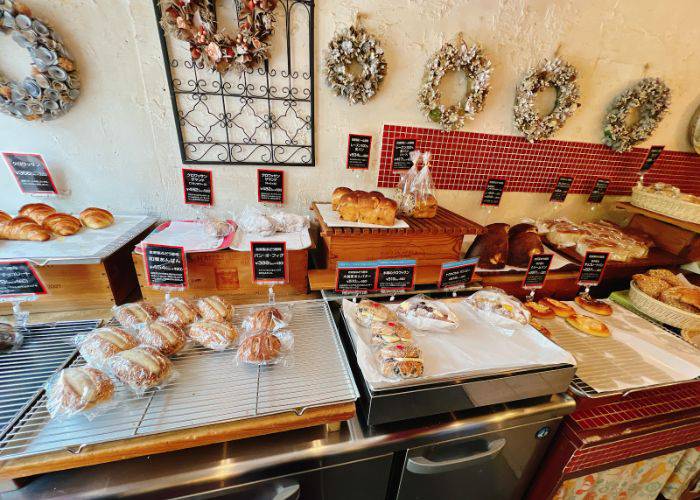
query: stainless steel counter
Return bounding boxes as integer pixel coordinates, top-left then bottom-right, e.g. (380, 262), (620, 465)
(4, 394), (574, 499)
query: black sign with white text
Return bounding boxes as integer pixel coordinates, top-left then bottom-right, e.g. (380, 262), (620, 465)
(257, 169), (284, 203)
(251, 241), (287, 283)
(522, 254), (553, 289)
(550, 176), (574, 202)
(144, 244), (187, 288)
(335, 262), (377, 293)
(2, 152), (57, 195)
(640, 145), (665, 172)
(481, 178), (506, 206)
(347, 134), (372, 169)
(392, 139), (416, 170)
(439, 259), (477, 290)
(588, 179), (610, 203)
(376, 260), (416, 291)
(0, 261), (47, 297)
(577, 251), (609, 286)
(182, 168), (213, 205)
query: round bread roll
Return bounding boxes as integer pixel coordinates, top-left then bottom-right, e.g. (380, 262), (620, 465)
(80, 207), (114, 229)
(574, 295), (613, 316)
(196, 296), (233, 322)
(136, 320), (187, 356)
(539, 297), (575, 318)
(109, 346), (173, 391)
(238, 333), (282, 363)
(46, 367), (115, 418)
(78, 326), (138, 367)
(566, 314), (611, 337)
(42, 212), (82, 236)
(161, 297), (199, 326)
(524, 301), (555, 319)
(187, 320), (239, 351)
(332, 187), (353, 210)
(19, 203), (56, 224)
(247, 306), (285, 332)
(114, 302), (159, 330)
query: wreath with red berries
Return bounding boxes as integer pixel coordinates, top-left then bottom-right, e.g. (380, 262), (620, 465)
(159, 0), (277, 75)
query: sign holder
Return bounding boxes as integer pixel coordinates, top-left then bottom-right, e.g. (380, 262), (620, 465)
(143, 244), (188, 301)
(2, 151), (65, 198)
(335, 261), (378, 302)
(0, 260), (47, 327)
(521, 254), (553, 301)
(576, 251), (610, 298)
(638, 145), (664, 186)
(438, 258), (478, 297)
(250, 241), (288, 303)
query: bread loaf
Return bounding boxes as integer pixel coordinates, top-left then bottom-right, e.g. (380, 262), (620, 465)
(0, 216), (51, 241)
(19, 203), (56, 224)
(43, 212), (82, 236)
(332, 187), (353, 210)
(80, 207), (114, 229)
(46, 367), (115, 417)
(507, 225), (544, 267)
(466, 223), (510, 269)
(335, 189), (398, 226)
(187, 320), (239, 350)
(0, 210), (11, 223)
(412, 194), (438, 218)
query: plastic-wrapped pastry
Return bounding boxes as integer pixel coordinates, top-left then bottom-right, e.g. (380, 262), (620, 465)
(378, 343), (424, 379)
(238, 332), (282, 364)
(187, 320), (239, 351)
(46, 367), (115, 419)
(135, 320), (187, 356)
(196, 296), (233, 322)
(108, 346), (174, 393)
(464, 288), (530, 325)
(0, 322), (21, 352)
(355, 299), (397, 327)
(113, 302), (159, 330)
(397, 295), (458, 331)
(204, 219), (233, 237)
(370, 321), (413, 346)
(77, 326), (138, 367)
(243, 305), (290, 332)
(269, 211), (310, 233)
(237, 205), (276, 236)
(161, 297), (199, 326)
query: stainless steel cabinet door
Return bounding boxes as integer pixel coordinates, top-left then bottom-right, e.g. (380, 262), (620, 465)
(396, 418), (560, 500)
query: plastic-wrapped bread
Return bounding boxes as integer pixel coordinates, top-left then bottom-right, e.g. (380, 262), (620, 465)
(370, 321), (413, 346)
(243, 305), (291, 332)
(355, 299), (397, 327)
(46, 367), (115, 419)
(187, 320), (239, 351)
(113, 302), (159, 330)
(77, 326), (139, 367)
(108, 346), (174, 393)
(237, 332), (282, 364)
(196, 296), (233, 322)
(135, 320), (187, 356)
(377, 343), (424, 379)
(161, 297), (199, 326)
(0, 322), (21, 352)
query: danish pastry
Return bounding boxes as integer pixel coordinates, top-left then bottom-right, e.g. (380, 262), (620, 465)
(135, 320), (187, 356)
(114, 301), (159, 329)
(566, 314), (611, 337)
(574, 295), (613, 316)
(161, 297), (199, 326)
(378, 343), (424, 379)
(78, 326), (138, 367)
(196, 296), (233, 322)
(539, 297), (575, 318)
(238, 332), (282, 363)
(187, 320), (239, 351)
(109, 346), (173, 391)
(524, 301), (555, 319)
(46, 367), (115, 418)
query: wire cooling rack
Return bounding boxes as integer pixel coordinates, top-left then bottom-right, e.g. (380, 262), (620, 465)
(0, 300), (357, 461)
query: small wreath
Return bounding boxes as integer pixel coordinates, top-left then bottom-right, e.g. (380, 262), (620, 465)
(0, 1), (80, 122)
(160, 0), (277, 75)
(603, 77), (671, 153)
(513, 58), (580, 142)
(323, 18), (387, 105)
(418, 38), (492, 131)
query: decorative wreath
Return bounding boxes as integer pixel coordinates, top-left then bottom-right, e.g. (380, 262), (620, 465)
(603, 77), (671, 153)
(160, 0), (277, 75)
(0, 1), (80, 122)
(323, 17), (387, 105)
(513, 58), (580, 142)
(418, 38), (492, 131)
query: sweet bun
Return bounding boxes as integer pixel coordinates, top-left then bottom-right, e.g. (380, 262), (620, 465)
(247, 306), (284, 332)
(659, 287), (700, 313)
(78, 326), (138, 367)
(46, 367), (115, 417)
(114, 302), (160, 329)
(196, 296), (233, 322)
(524, 301), (555, 319)
(135, 320), (187, 356)
(238, 332), (282, 363)
(187, 320), (239, 350)
(43, 212), (82, 236)
(109, 346), (173, 391)
(80, 207), (114, 229)
(19, 203), (56, 224)
(566, 314), (611, 337)
(539, 297), (575, 318)
(332, 187), (353, 210)
(161, 297), (199, 326)
(574, 295), (613, 316)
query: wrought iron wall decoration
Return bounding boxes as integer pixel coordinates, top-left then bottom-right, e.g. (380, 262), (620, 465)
(154, 0), (315, 166)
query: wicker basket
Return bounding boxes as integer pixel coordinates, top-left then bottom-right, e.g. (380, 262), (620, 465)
(629, 281), (700, 330)
(631, 185), (700, 224)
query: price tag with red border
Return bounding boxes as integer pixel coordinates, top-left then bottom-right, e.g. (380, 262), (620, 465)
(522, 254), (553, 290)
(347, 134), (372, 170)
(376, 259), (416, 292)
(438, 258), (478, 290)
(182, 168), (213, 206)
(0, 260), (47, 297)
(144, 244), (188, 288)
(257, 169), (284, 204)
(2, 152), (58, 195)
(335, 261), (378, 294)
(577, 251), (609, 286)
(391, 139), (416, 170)
(251, 241), (288, 284)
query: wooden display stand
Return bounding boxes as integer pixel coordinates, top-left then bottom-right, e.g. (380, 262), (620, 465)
(134, 248), (311, 303)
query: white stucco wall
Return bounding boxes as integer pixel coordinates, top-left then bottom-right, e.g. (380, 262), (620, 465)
(1, 0), (699, 228)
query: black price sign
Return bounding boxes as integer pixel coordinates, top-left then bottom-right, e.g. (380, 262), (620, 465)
(2, 152), (57, 195)
(392, 139), (416, 170)
(588, 179), (610, 203)
(347, 134), (372, 169)
(577, 251), (609, 286)
(335, 261), (377, 293)
(376, 259), (416, 291)
(550, 176), (574, 203)
(144, 244), (188, 288)
(640, 145), (664, 172)
(257, 169), (284, 203)
(481, 178), (506, 206)
(0, 261), (47, 297)
(182, 168), (213, 206)
(522, 254), (553, 289)
(438, 258), (477, 290)
(251, 241), (287, 284)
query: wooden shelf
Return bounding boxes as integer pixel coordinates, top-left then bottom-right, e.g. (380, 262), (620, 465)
(616, 201), (700, 234)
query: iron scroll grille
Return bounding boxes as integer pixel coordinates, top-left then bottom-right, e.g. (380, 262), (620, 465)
(153, 0), (315, 166)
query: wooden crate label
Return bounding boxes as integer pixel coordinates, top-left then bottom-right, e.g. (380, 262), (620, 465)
(214, 269), (240, 290)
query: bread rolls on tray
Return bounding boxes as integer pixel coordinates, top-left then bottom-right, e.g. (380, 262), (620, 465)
(332, 188), (398, 226)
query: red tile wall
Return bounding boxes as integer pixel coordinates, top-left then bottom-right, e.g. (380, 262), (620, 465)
(377, 124), (700, 196)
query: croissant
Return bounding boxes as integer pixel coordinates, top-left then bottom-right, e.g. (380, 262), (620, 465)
(19, 203), (56, 224)
(0, 210), (11, 223)
(0, 217), (51, 241)
(80, 207), (114, 229)
(43, 213), (82, 236)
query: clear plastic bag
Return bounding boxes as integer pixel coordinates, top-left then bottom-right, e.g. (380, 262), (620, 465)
(396, 150), (422, 216)
(241, 303), (293, 332)
(396, 294), (459, 332)
(369, 319), (414, 347)
(236, 328), (294, 366)
(355, 299), (398, 327)
(237, 205), (277, 236)
(75, 326), (139, 369)
(107, 346), (177, 396)
(376, 342), (424, 379)
(196, 296), (234, 322)
(0, 322), (22, 353)
(134, 320), (188, 356)
(45, 366), (117, 421)
(112, 302), (160, 331)
(204, 218), (234, 238)
(268, 210), (310, 233)
(463, 287), (531, 326)
(187, 320), (239, 351)
(161, 297), (200, 326)
(409, 152), (438, 218)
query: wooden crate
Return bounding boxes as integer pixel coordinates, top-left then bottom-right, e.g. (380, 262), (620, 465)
(311, 203), (482, 269)
(134, 248), (310, 303)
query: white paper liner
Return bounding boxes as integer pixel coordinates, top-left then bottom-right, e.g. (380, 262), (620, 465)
(316, 203), (409, 229)
(476, 252), (574, 273)
(230, 228), (311, 251)
(135, 220), (235, 254)
(342, 299), (576, 391)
